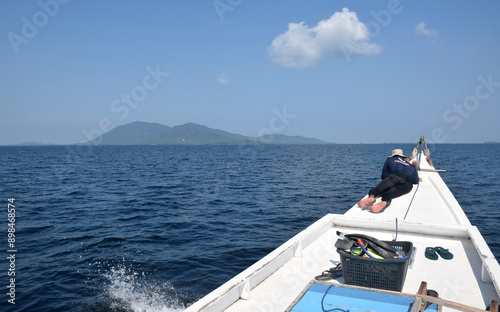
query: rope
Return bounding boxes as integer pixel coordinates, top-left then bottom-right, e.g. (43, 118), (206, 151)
(403, 181), (420, 220)
(393, 218), (398, 241)
(321, 285), (350, 312)
(404, 136), (424, 220)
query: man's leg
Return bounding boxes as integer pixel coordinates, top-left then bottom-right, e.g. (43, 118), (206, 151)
(370, 174), (413, 213)
(358, 178), (393, 208)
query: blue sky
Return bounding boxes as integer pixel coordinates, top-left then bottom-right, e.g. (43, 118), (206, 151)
(1, 0), (499, 144)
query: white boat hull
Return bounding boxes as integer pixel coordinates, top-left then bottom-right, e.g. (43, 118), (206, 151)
(185, 148), (500, 311)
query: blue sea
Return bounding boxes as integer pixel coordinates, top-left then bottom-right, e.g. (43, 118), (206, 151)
(1, 143), (499, 311)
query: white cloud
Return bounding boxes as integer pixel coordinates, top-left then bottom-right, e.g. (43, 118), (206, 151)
(267, 8), (382, 68)
(415, 22), (437, 37)
(218, 73), (228, 85)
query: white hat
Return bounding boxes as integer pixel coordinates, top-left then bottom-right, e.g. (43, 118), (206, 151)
(390, 149), (406, 158)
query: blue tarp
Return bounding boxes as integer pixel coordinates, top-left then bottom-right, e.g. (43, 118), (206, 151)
(289, 283), (438, 312)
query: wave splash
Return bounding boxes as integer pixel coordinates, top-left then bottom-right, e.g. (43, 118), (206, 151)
(103, 265), (185, 312)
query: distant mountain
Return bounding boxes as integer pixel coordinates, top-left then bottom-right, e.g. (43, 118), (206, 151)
(253, 134), (327, 144)
(18, 142), (47, 146)
(13, 142), (58, 146)
(95, 122), (171, 145)
(153, 123), (251, 144)
(85, 121), (328, 145)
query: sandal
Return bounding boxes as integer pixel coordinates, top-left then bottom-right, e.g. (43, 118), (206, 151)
(314, 263), (343, 281)
(435, 247), (454, 260)
(425, 247), (438, 260)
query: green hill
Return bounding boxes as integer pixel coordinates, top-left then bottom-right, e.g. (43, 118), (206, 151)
(252, 134), (327, 144)
(85, 121), (328, 145)
(153, 123), (252, 144)
(96, 121), (171, 145)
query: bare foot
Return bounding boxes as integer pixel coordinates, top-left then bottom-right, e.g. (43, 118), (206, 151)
(369, 201), (387, 213)
(358, 196), (375, 208)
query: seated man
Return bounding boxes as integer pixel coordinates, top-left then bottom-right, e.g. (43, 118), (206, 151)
(358, 149), (419, 213)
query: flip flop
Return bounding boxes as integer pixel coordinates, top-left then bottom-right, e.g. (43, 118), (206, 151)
(425, 247), (438, 260)
(435, 247), (454, 260)
(314, 264), (343, 281)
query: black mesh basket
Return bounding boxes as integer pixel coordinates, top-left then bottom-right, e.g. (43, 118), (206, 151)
(338, 241), (413, 292)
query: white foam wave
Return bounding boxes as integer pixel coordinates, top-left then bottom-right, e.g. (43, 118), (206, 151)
(104, 265), (185, 312)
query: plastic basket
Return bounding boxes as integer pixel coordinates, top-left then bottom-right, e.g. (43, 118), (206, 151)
(338, 241), (413, 292)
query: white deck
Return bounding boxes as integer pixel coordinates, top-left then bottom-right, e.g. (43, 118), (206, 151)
(185, 152), (500, 312)
(344, 153), (471, 227)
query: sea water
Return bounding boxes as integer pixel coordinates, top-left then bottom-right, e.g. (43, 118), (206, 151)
(0, 143), (499, 311)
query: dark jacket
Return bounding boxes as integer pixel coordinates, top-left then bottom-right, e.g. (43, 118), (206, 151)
(381, 156), (419, 184)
